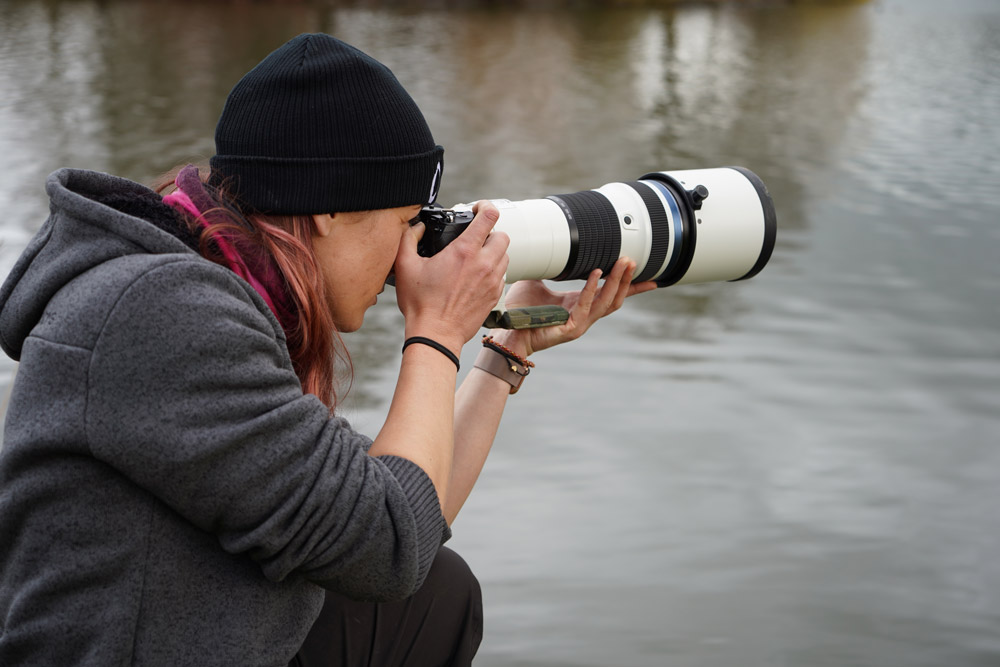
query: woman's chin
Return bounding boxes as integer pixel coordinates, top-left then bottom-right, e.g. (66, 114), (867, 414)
(333, 314), (364, 334)
(334, 298), (378, 333)
(342, 320), (363, 334)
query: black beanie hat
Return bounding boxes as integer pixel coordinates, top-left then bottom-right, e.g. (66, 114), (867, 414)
(210, 34), (444, 214)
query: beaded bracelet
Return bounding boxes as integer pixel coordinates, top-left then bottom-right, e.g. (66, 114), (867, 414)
(476, 336), (535, 394)
(481, 335), (535, 373)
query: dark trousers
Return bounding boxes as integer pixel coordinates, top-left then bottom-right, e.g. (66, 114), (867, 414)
(292, 547), (483, 667)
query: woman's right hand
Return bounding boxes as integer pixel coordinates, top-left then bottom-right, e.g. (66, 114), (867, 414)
(393, 201), (510, 355)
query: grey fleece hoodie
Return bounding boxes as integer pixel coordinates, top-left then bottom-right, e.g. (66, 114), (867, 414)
(0, 169), (449, 666)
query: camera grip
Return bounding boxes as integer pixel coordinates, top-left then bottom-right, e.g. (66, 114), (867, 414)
(416, 209), (475, 257)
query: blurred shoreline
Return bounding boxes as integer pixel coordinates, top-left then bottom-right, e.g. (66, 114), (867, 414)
(111, 0), (870, 5)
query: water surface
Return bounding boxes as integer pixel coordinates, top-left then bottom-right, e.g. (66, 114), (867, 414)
(2, 1), (999, 665)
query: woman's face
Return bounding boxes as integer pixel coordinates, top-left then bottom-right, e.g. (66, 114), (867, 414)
(311, 205), (421, 332)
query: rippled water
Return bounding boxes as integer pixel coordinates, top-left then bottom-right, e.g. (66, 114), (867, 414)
(2, 0), (999, 665)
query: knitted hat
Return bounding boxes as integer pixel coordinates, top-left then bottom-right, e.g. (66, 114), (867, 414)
(210, 34), (444, 214)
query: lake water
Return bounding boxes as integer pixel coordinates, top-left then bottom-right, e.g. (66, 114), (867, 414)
(2, 0), (999, 665)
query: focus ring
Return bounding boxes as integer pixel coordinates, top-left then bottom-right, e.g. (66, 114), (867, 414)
(625, 181), (670, 283)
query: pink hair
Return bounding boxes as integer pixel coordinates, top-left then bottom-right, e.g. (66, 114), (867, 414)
(157, 165), (350, 411)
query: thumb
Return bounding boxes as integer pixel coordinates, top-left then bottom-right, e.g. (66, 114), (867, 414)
(399, 221), (425, 256)
(409, 221), (426, 243)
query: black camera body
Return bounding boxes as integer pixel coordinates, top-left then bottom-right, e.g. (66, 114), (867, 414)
(416, 206), (475, 257)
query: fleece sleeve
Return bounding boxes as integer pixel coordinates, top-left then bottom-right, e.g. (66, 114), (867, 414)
(84, 258), (448, 602)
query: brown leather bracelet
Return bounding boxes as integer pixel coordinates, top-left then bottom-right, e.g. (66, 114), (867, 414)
(473, 347), (530, 394)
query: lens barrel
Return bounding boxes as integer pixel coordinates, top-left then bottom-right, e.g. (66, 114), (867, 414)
(537, 167), (775, 287)
(430, 167), (776, 289)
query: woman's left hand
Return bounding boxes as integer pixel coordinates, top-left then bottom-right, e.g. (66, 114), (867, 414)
(496, 256), (657, 358)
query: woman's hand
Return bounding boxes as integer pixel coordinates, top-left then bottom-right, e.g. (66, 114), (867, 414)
(496, 257), (658, 358)
(393, 201), (510, 356)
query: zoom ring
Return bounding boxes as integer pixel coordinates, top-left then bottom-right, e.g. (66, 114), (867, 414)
(551, 190), (621, 281)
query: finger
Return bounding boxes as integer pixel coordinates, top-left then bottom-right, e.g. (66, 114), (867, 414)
(627, 281), (658, 297)
(484, 229), (511, 256)
(458, 200), (501, 247)
(497, 250), (511, 278)
(410, 220), (426, 242)
(591, 258), (631, 314)
(573, 268), (603, 319)
(397, 221), (424, 261)
(609, 260), (637, 310)
(494, 272), (508, 300)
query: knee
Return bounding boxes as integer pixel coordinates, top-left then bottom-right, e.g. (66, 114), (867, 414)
(423, 547), (482, 607)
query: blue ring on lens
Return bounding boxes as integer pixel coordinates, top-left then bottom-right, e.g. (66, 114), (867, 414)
(642, 179), (684, 281)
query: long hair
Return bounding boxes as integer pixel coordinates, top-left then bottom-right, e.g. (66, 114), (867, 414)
(155, 165), (350, 411)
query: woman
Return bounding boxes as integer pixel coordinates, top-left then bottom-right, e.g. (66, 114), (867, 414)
(0, 34), (653, 666)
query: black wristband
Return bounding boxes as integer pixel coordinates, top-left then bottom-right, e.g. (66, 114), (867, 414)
(402, 336), (461, 371)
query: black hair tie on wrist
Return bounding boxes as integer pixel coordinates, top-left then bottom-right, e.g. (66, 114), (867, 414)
(402, 337), (461, 371)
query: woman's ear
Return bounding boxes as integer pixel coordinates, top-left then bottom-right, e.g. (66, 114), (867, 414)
(312, 213), (336, 238)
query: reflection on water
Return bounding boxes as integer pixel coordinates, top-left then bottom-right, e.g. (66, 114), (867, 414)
(2, 0), (1000, 665)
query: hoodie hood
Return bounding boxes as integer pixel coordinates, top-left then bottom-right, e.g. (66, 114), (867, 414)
(0, 169), (197, 360)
